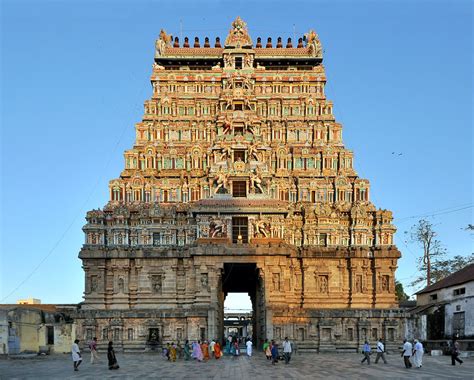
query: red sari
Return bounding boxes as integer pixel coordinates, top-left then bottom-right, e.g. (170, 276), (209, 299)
(214, 342), (222, 359)
(201, 343), (210, 360)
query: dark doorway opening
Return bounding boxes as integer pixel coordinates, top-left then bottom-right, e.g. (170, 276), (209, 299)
(220, 263), (265, 349)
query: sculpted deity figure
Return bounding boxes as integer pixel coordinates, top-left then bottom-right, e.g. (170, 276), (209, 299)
(220, 144), (232, 161)
(253, 219), (269, 238)
(118, 277), (124, 293)
(304, 29), (322, 58)
(155, 29), (172, 56)
(209, 218), (226, 238)
(381, 275), (389, 292)
(224, 55), (233, 68)
(201, 273), (209, 288)
(319, 275), (328, 293)
(222, 118), (232, 135)
(247, 142), (260, 161)
(250, 169), (264, 193)
(151, 275), (162, 294)
(355, 275), (363, 293)
(214, 168), (229, 193)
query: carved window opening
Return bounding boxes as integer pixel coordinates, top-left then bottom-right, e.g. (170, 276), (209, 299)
(232, 181), (246, 198)
(297, 327), (305, 341)
(371, 328), (378, 340)
(234, 103), (243, 111)
(232, 216), (248, 243)
(235, 57), (243, 69)
(347, 328), (354, 341)
(234, 150), (245, 162)
(153, 232), (161, 246)
(102, 328), (108, 341)
(388, 328), (395, 341)
(274, 327), (282, 340)
(128, 328), (134, 340)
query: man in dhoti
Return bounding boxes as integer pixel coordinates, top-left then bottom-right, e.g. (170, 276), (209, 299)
(413, 339), (424, 368)
(246, 338), (253, 357)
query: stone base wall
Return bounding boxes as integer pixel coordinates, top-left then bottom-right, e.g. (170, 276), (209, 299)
(74, 308), (417, 353)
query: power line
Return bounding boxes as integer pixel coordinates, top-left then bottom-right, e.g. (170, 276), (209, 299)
(395, 204), (473, 223)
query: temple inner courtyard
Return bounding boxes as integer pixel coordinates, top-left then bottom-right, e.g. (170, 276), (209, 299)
(1, 352), (472, 380)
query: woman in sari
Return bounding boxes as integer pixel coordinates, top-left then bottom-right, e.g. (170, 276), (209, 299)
(192, 341), (203, 362)
(107, 341), (119, 370)
(184, 340), (191, 360)
(169, 342), (177, 362)
(214, 341), (222, 359)
(201, 340), (210, 361)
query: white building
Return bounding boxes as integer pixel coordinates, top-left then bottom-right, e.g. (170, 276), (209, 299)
(415, 263), (474, 341)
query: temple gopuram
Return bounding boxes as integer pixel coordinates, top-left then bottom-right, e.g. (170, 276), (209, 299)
(77, 18), (412, 352)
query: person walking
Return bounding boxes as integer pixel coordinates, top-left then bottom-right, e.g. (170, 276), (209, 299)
(107, 341), (119, 370)
(361, 340), (371, 365)
(413, 339), (424, 368)
(263, 339), (271, 360)
(71, 339), (82, 372)
(209, 339), (216, 358)
(375, 338), (387, 364)
(401, 339), (413, 368)
(89, 337), (99, 364)
(170, 342), (177, 362)
(271, 340), (279, 365)
(184, 340), (191, 360)
(214, 340), (223, 359)
(282, 337), (292, 364)
(451, 338), (463, 365)
(246, 338), (253, 357)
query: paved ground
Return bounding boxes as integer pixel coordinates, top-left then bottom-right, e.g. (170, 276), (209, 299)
(0, 352), (472, 379)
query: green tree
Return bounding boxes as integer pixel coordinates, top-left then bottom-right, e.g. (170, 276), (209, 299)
(395, 281), (409, 302)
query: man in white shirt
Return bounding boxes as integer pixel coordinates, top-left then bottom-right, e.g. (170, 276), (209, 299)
(246, 338), (253, 357)
(375, 338), (387, 364)
(209, 339), (216, 358)
(71, 339), (82, 372)
(413, 339), (424, 368)
(282, 337), (292, 364)
(401, 339), (413, 368)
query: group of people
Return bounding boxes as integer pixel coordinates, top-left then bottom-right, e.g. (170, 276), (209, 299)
(163, 339), (223, 361)
(262, 337), (293, 365)
(71, 338), (119, 372)
(361, 338), (424, 368)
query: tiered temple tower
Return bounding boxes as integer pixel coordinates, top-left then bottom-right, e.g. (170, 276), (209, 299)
(77, 18), (409, 352)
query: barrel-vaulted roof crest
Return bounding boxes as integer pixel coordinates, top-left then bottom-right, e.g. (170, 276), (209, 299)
(224, 16), (253, 48)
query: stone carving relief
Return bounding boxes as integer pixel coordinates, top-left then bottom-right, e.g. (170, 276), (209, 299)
(253, 219), (270, 238)
(381, 275), (389, 292)
(209, 218), (227, 238)
(151, 274), (163, 294)
(214, 169), (229, 193)
(250, 169), (264, 193)
(318, 275), (329, 293)
(355, 274), (363, 293)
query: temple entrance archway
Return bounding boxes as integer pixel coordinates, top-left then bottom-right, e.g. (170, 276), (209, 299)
(220, 263), (265, 348)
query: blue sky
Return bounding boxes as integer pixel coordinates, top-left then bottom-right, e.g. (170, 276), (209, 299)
(1, 0), (472, 307)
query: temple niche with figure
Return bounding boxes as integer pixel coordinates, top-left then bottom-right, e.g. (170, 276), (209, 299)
(76, 18), (412, 352)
